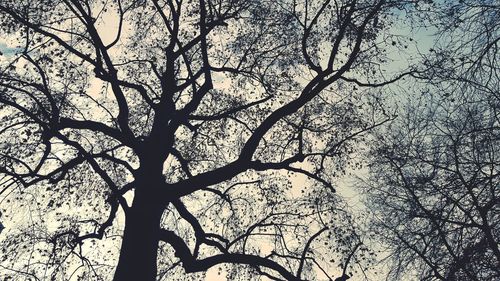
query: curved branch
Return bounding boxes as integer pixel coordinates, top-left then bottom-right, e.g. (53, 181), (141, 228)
(159, 229), (301, 281)
(297, 227), (328, 278)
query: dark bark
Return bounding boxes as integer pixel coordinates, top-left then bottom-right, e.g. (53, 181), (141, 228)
(113, 178), (164, 281)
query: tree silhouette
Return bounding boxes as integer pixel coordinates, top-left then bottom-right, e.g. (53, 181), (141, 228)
(361, 1), (500, 280)
(0, 0), (412, 280)
(364, 87), (500, 280)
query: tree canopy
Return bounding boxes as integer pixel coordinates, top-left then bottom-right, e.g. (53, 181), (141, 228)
(0, 0), (404, 280)
(360, 1), (499, 280)
(0, 0), (497, 280)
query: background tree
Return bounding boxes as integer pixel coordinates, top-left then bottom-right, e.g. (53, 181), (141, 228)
(361, 1), (499, 280)
(0, 0), (410, 280)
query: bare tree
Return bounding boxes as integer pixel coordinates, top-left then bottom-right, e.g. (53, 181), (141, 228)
(363, 88), (500, 280)
(0, 0), (412, 280)
(361, 1), (500, 280)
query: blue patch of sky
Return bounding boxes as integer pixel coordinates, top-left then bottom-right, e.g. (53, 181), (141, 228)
(0, 42), (21, 56)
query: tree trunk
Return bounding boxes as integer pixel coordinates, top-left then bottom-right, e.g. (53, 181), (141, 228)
(113, 188), (164, 281)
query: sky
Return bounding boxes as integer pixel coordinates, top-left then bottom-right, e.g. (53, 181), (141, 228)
(0, 42), (19, 57)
